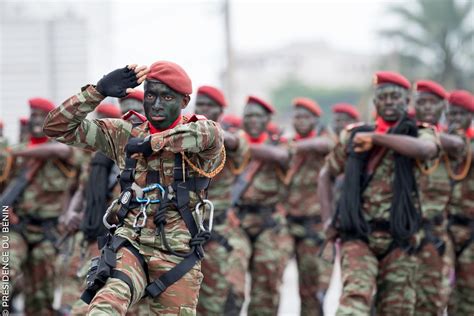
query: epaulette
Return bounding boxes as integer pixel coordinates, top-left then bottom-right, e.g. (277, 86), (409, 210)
(122, 110), (147, 123)
(184, 114), (207, 123)
(345, 122), (366, 131)
(417, 122), (435, 129)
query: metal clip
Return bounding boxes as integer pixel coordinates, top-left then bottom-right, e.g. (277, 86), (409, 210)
(195, 199), (215, 232)
(103, 199), (119, 230)
(133, 199), (150, 229)
(167, 185), (175, 200)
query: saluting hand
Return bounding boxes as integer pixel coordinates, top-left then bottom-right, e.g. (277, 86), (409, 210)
(96, 64), (149, 98)
(353, 132), (374, 152)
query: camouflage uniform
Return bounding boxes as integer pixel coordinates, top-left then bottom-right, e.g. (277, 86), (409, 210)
(44, 85), (224, 315)
(325, 125), (437, 316)
(5, 142), (80, 315)
(283, 134), (334, 316)
(447, 134), (474, 315)
(197, 130), (250, 315)
(415, 132), (455, 315)
(235, 133), (293, 316)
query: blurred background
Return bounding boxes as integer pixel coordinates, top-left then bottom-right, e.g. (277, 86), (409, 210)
(0, 0), (473, 142)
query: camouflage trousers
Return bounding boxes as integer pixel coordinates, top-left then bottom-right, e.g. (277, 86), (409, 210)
(9, 229), (57, 315)
(448, 224), (474, 315)
(197, 219), (233, 315)
(289, 231), (334, 316)
(55, 233), (144, 316)
(242, 220), (293, 316)
(414, 231), (454, 315)
(87, 242), (203, 316)
(337, 238), (418, 316)
(224, 225), (252, 316)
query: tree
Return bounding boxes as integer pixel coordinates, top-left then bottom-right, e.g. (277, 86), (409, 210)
(380, 0), (473, 89)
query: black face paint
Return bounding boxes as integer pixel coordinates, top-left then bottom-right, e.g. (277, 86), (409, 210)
(143, 80), (187, 130)
(373, 85), (409, 122)
(292, 106), (317, 137)
(243, 103), (270, 138)
(194, 94), (223, 122)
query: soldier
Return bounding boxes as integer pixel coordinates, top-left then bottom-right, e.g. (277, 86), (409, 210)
(192, 85), (250, 315)
(2, 97), (80, 315)
(43, 62), (225, 315)
(119, 90), (146, 124)
(412, 80), (464, 315)
(233, 95), (292, 315)
(318, 71), (439, 315)
(445, 90), (474, 315)
(331, 103), (361, 138)
(283, 97), (335, 315)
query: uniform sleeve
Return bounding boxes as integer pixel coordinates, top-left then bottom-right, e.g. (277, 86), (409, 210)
(43, 85), (132, 162)
(325, 129), (349, 177)
(227, 130), (250, 167)
(150, 119), (225, 172)
(418, 126), (441, 160)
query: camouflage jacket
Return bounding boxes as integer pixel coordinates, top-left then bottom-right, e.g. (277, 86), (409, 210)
(326, 124), (438, 223)
(207, 129), (249, 217)
(3, 141), (82, 220)
(43, 85), (224, 255)
(284, 133), (332, 218)
(416, 131), (451, 226)
(447, 135), (474, 219)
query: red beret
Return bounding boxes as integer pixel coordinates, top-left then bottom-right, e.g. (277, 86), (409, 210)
(332, 103), (360, 120)
(373, 71), (411, 90)
(197, 85), (227, 107)
(293, 97), (322, 116)
(146, 61), (192, 95)
(246, 95), (275, 114)
(29, 97), (55, 113)
(96, 103), (122, 118)
(19, 116), (29, 125)
(415, 80), (447, 99)
(448, 90), (474, 112)
(121, 90), (144, 102)
(220, 114), (242, 128)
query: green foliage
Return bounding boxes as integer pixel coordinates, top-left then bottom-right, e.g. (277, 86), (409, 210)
(380, 0), (474, 89)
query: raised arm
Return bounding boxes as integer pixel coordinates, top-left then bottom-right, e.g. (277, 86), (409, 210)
(249, 144), (289, 169)
(13, 142), (72, 160)
(293, 136), (335, 155)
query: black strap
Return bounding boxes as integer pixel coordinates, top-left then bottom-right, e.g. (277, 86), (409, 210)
(110, 270), (135, 302)
(209, 231), (233, 252)
(145, 252), (201, 298)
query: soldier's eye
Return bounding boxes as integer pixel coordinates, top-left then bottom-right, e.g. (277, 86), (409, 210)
(163, 95), (173, 101)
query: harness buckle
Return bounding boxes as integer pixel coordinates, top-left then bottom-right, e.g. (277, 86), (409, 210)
(195, 199), (214, 232)
(103, 199), (119, 230)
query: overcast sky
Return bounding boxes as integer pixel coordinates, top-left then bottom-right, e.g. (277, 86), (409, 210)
(111, 0), (397, 87)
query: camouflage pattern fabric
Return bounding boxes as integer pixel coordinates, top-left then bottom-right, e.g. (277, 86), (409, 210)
(283, 134), (334, 315)
(415, 140), (454, 315)
(236, 135), (292, 315)
(3, 142), (81, 315)
(326, 125), (438, 315)
(447, 135), (474, 315)
(43, 85), (224, 314)
(197, 130), (249, 315)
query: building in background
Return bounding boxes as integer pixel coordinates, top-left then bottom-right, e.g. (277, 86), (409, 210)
(0, 0), (113, 142)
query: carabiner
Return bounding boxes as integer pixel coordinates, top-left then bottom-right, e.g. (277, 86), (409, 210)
(103, 199), (119, 230)
(195, 199), (215, 232)
(135, 183), (165, 204)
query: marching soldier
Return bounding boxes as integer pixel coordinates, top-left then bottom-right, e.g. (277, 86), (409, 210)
(283, 97), (335, 315)
(44, 62), (225, 315)
(319, 71), (439, 315)
(412, 80), (463, 314)
(445, 90), (474, 315)
(2, 97), (80, 315)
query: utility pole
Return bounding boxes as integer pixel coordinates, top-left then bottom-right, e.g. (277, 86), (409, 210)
(223, 0), (235, 111)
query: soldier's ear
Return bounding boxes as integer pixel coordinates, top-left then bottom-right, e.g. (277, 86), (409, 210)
(181, 95), (191, 109)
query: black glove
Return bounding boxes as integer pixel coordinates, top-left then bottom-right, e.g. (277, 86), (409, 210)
(96, 66), (139, 98)
(126, 137), (153, 157)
